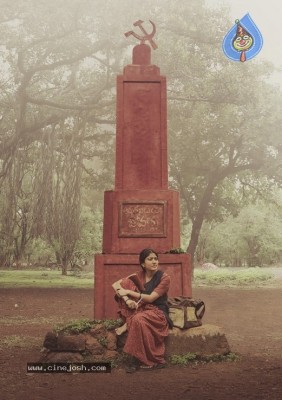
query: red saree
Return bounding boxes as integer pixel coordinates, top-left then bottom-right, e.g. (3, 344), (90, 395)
(117, 271), (170, 366)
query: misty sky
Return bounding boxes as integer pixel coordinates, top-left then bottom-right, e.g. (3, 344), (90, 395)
(209, 0), (282, 86)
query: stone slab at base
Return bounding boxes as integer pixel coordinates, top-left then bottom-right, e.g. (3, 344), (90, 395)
(165, 324), (231, 358)
(94, 253), (192, 319)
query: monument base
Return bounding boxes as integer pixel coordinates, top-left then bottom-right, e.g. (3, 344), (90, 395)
(165, 325), (231, 358)
(94, 253), (192, 319)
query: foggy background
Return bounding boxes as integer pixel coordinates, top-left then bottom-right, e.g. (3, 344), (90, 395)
(209, 0), (282, 86)
(0, 0), (281, 273)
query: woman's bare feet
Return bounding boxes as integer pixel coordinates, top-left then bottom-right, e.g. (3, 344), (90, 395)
(115, 323), (127, 336)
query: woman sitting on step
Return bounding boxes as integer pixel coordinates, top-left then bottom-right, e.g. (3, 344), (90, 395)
(112, 248), (172, 372)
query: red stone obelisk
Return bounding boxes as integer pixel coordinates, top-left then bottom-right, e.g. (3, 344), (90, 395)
(94, 24), (191, 318)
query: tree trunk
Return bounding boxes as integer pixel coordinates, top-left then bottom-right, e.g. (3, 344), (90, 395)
(62, 263), (68, 276)
(186, 178), (219, 269)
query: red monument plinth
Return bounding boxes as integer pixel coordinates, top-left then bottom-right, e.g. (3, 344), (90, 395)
(94, 23), (192, 319)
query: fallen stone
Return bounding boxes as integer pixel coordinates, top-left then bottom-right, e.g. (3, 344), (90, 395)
(57, 334), (85, 352)
(165, 324), (230, 358)
(202, 263), (219, 270)
(43, 331), (58, 351)
(89, 324), (105, 336)
(106, 331), (117, 350)
(85, 335), (105, 355)
(103, 350), (119, 360)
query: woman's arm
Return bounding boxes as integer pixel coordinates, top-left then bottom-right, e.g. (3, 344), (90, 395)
(112, 280), (131, 303)
(117, 288), (160, 303)
(117, 273), (170, 303)
(112, 279), (122, 291)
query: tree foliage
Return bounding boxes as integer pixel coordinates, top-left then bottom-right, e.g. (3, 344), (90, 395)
(154, 2), (282, 264)
(0, 0), (281, 270)
(0, 0), (123, 270)
(200, 194), (282, 267)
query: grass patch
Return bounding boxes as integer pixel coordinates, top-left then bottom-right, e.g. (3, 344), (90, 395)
(0, 316), (66, 326)
(0, 270), (94, 288)
(170, 352), (240, 366)
(0, 335), (42, 349)
(0, 268), (280, 289)
(193, 267), (276, 287)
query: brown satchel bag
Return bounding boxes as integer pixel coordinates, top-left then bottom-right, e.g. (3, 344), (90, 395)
(168, 296), (205, 329)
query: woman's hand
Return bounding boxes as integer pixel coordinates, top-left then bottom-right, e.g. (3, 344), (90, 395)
(126, 300), (138, 309)
(116, 288), (128, 297)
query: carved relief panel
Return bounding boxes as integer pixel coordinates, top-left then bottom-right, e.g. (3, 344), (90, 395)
(119, 201), (167, 237)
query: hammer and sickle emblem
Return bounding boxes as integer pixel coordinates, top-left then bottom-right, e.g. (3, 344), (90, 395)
(125, 20), (158, 50)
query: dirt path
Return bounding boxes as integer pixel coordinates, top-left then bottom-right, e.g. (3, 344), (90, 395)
(0, 287), (281, 400)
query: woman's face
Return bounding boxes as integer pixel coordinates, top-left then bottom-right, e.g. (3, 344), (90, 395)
(142, 252), (159, 273)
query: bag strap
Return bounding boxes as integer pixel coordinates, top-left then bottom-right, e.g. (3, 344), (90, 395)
(194, 301), (205, 319)
(168, 296), (187, 306)
(168, 297), (206, 319)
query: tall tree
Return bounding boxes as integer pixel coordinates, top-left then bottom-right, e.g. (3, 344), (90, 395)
(0, 0), (125, 269)
(153, 1), (282, 265)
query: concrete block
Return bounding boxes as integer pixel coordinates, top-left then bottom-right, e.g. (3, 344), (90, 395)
(165, 324), (230, 357)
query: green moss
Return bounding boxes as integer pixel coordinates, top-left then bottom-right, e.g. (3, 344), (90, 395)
(169, 352), (240, 365)
(94, 319), (123, 331)
(170, 353), (197, 365)
(54, 318), (122, 334)
(97, 336), (108, 347)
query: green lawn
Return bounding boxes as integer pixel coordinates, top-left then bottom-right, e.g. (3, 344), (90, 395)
(0, 267), (281, 288)
(0, 270), (94, 288)
(193, 267), (281, 287)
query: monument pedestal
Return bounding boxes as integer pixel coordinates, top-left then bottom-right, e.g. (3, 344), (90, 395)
(94, 253), (191, 319)
(94, 42), (192, 319)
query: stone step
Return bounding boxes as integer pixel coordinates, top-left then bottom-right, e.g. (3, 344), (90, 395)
(165, 324), (230, 357)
